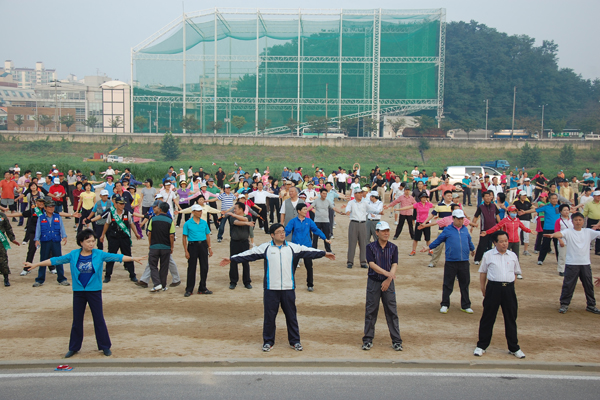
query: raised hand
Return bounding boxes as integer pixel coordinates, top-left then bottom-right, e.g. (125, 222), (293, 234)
(219, 257), (231, 267)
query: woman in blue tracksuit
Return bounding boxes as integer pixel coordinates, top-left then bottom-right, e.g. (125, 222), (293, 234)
(24, 228), (145, 358)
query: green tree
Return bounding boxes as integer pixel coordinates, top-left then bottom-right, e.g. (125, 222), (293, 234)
(160, 132), (181, 160)
(488, 116), (511, 132)
(134, 115), (148, 133)
(460, 118), (478, 140)
(518, 143), (541, 167)
(207, 120), (223, 133)
(339, 116), (358, 135)
(558, 144), (575, 167)
(231, 115), (247, 133)
(35, 115), (53, 132)
(285, 118), (298, 135)
(14, 115), (24, 132)
(257, 119), (271, 135)
(418, 137), (430, 163)
(306, 115), (329, 135)
(546, 118), (566, 136)
(59, 115), (76, 132)
(579, 117), (600, 134)
(83, 115), (98, 133)
(516, 116), (539, 136)
(387, 118), (405, 137)
(179, 115), (199, 133)
(415, 115), (436, 133)
(362, 117), (379, 137)
(108, 116), (123, 133)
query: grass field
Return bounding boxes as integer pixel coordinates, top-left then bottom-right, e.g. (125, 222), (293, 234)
(0, 137), (594, 184)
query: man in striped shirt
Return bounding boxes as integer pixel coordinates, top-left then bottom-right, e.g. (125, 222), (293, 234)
(217, 184), (237, 242)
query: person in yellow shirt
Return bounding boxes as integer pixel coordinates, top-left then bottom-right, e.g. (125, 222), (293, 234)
(76, 183), (97, 233)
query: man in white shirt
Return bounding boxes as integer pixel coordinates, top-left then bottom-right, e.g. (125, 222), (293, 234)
(336, 169), (348, 195)
(410, 166), (419, 189)
(545, 212), (600, 314)
(474, 231), (525, 359)
(337, 187), (369, 269)
(487, 177), (503, 198)
(248, 182), (280, 234)
(366, 191), (384, 242)
(516, 178), (533, 200)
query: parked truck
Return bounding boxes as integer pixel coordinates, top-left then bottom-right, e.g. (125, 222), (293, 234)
(481, 160), (510, 170)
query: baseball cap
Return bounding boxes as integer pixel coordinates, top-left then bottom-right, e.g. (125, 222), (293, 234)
(519, 190), (527, 196)
(507, 205), (517, 212)
(35, 197), (45, 203)
(53, 178), (60, 184)
(106, 175), (113, 180)
(224, 184), (231, 188)
(58, 172), (64, 176)
(361, 187), (369, 192)
(112, 195), (125, 204)
(155, 193), (164, 199)
(369, 191), (379, 197)
(376, 221), (390, 231)
(238, 194), (246, 199)
(593, 191), (600, 196)
(452, 209), (465, 218)
(418, 192), (429, 199)
(164, 181), (171, 186)
(452, 193), (460, 198)
(152, 200), (162, 207)
(208, 178), (214, 182)
(36, 171), (42, 175)
(524, 178), (531, 181)
(191, 204), (203, 211)
(540, 192), (548, 198)
(100, 189), (109, 196)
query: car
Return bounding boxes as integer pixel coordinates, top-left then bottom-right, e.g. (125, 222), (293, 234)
(446, 166), (502, 188)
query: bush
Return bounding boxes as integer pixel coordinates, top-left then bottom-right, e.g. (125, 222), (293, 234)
(25, 140), (53, 152)
(518, 143), (541, 167)
(160, 132), (181, 161)
(558, 144), (575, 167)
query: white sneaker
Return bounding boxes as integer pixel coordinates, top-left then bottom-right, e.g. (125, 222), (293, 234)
(330, 235), (334, 239)
(428, 263), (434, 268)
(395, 221), (399, 225)
(474, 261), (480, 265)
(150, 284), (163, 292)
(473, 347), (485, 357)
(517, 274), (523, 279)
(20, 270), (29, 276)
(440, 306), (448, 314)
(461, 308), (474, 314)
(21, 241), (27, 246)
(537, 261), (543, 265)
(509, 349), (526, 359)
(50, 269), (57, 274)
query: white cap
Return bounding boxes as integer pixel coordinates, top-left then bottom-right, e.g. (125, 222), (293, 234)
(100, 190), (109, 196)
(53, 169), (58, 173)
(524, 178), (531, 181)
(224, 184), (231, 188)
(519, 190), (527, 196)
(36, 171), (42, 175)
(155, 193), (163, 199)
(593, 191), (600, 196)
(238, 194), (246, 199)
(179, 168), (184, 170)
(53, 178), (60, 184)
(369, 191), (379, 197)
(452, 209), (465, 218)
(452, 193), (460, 198)
(376, 221), (390, 231)
(52, 164), (56, 168)
(164, 181), (171, 186)
(361, 187), (369, 192)
(201, 182), (207, 187)
(191, 204), (203, 211)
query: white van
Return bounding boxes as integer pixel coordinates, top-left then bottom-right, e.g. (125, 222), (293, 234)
(446, 166), (502, 187)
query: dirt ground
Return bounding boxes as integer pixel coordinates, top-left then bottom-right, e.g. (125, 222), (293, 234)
(1, 201), (599, 363)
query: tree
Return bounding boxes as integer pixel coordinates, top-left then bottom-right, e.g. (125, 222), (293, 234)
(83, 116), (98, 133)
(387, 118), (406, 137)
(306, 115), (329, 135)
(160, 132), (181, 160)
(339, 116), (358, 135)
(207, 120), (223, 133)
(14, 115), (24, 132)
(516, 116), (539, 136)
(518, 143), (541, 167)
(134, 115), (148, 133)
(231, 115), (247, 134)
(362, 117), (379, 137)
(179, 115), (199, 133)
(108, 116), (123, 133)
(35, 115), (53, 132)
(415, 115), (436, 133)
(488, 116), (511, 132)
(285, 118), (298, 135)
(257, 119), (271, 135)
(460, 118), (478, 140)
(558, 144), (575, 167)
(579, 117), (600, 134)
(59, 115), (76, 132)
(418, 137), (430, 163)
(546, 118), (566, 137)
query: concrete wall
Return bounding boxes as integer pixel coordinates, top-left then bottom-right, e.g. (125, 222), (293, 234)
(1, 130), (599, 150)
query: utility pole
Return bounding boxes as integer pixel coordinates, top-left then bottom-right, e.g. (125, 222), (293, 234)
(540, 104), (548, 139)
(484, 99), (489, 139)
(511, 86), (516, 139)
(200, 81), (204, 134)
(50, 79), (60, 131)
(325, 83), (328, 119)
(148, 111), (152, 133)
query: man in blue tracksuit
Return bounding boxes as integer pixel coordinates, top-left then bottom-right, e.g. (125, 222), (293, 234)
(424, 209), (475, 314)
(221, 223), (335, 352)
(284, 203), (330, 292)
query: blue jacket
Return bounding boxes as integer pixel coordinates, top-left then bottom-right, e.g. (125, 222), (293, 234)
(284, 217), (327, 247)
(35, 212), (66, 242)
(50, 249), (124, 291)
(429, 224), (474, 262)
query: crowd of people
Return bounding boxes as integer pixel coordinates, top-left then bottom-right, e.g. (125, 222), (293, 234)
(1, 161), (599, 359)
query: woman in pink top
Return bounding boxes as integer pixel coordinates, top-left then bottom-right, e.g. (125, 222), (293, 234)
(397, 192), (434, 255)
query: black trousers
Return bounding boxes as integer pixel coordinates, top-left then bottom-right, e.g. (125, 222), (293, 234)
(263, 289), (300, 346)
(430, 186), (439, 202)
(77, 208), (92, 234)
(70, 290), (111, 352)
(534, 230), (543, 252)
(560, 264), (596, 307)
(477, 281), (519, 352)
(293, 257), (314, 288)
(255, 203), (269, 234)
(207, 201), (220, 229)
(229, 239), (251, 286)
(474, 234), (493, 262)
(538, 229), (558, 262)
(587, 219), (600, 254)
(269, 198), (280, 223)
(313, 222), (332, 252)
(363, 278), (402, 345)
(93, 222), (105, 251)
(463, 187), (472, 205)
(148, 248), (171, 287)
(26, 232), (38, 263)
(176, 203), (191, 226)
(337, 181), (346, 194)
(105, 236), (135, 279)
(394, 215), (414, 239)
(186, 240), (210, 292)
(441, 260), (471, 309)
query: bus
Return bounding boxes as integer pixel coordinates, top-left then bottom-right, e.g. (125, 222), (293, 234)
(491, 130), (535, 139)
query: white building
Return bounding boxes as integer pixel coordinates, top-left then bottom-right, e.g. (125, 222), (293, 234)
(2, 60), (57, 89)
(101, 81), (131, 133)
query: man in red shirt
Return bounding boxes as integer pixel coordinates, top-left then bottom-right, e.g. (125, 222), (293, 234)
(48, 178), (67, 213)
(0, 171), (19, 215)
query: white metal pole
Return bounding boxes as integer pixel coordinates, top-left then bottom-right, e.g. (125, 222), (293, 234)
(338, 9), (342, 122)
(296, 9), (301, 136)
(485, 99), (488, 138)
(541, 104), (545, 139)
(511, 86), (516, 138)
(156, 101), (159, 133)
(214, 9), (218, 134)
(255, 9), (259, 136)
(182, 12), (187, 134)
(130, 48), (134, 133)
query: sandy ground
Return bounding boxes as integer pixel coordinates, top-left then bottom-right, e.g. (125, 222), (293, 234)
(1, 201), (599, 363)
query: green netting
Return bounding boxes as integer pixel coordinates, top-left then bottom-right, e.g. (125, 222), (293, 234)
(133, 9), (442, 134)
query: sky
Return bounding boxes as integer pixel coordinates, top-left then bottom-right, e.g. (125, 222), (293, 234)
(2, 0), (599, 82)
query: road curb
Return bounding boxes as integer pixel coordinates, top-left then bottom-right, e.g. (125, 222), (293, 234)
(1, 358), (599, 373)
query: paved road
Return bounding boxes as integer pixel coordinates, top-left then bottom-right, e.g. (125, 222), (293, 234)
(1, 368), (599, 400)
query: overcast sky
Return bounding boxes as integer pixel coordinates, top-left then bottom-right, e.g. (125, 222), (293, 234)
(3, 0), (599, 82)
